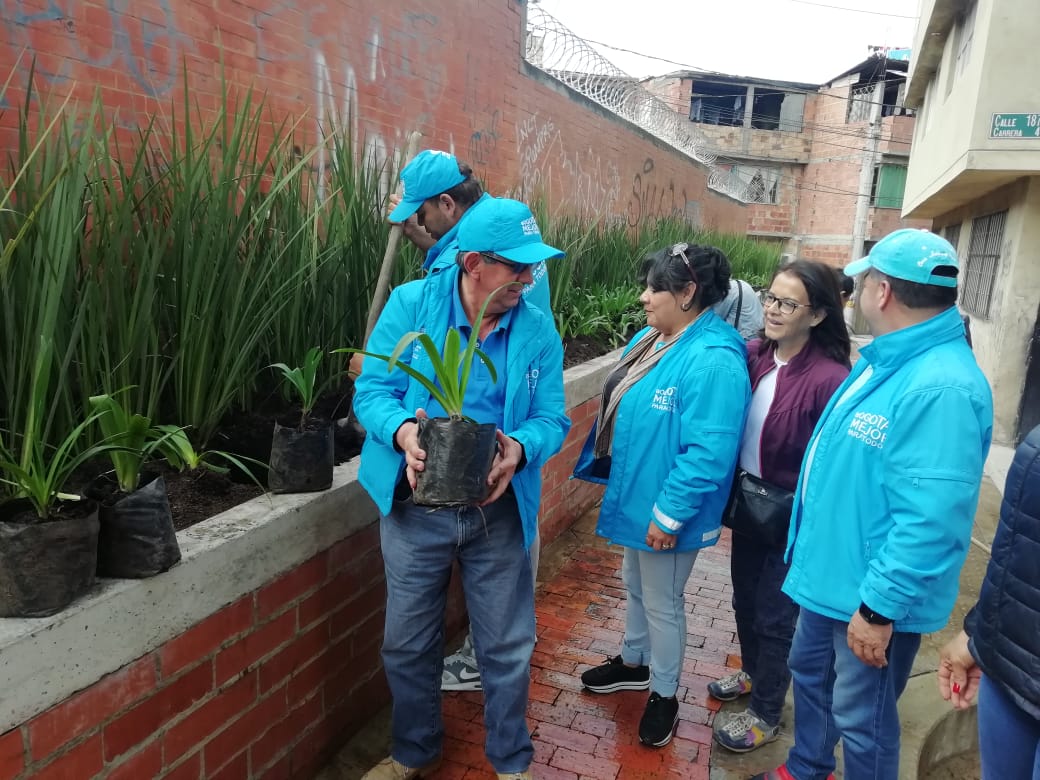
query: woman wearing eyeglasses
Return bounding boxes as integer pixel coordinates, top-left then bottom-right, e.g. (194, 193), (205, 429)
(573, 243), (751, 748)
(709, 259), (850, 754)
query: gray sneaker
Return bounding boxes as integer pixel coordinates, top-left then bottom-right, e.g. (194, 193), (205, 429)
(707, 669), (752, 701)
(713, 707), (780, 753)
(441, 635), (481, 691)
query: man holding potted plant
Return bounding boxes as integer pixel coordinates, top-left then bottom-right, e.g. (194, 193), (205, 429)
(353, 198), (570, 780)
(387, 149), (552, 694)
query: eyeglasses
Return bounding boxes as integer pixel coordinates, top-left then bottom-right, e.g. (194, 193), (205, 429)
(668, 243), (698, 286)
(760, 290), (813, 315)
(480, 252), (529, 277)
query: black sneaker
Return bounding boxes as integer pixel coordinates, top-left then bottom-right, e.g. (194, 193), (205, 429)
(639, 692), (679, 747)
(580, 655), (651, 694)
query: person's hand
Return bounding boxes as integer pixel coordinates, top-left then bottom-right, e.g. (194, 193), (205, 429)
(644, 522), (678, 552)
(938, 630), (981, 709)
(847, 610), (893, 668)
(481, 430), (523, 506)
(394, 408), (428, 488)
(387, 194), (435, 250)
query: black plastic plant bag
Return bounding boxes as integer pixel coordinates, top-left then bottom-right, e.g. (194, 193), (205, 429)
(0, 500), (100, 617)
(269, 421), (334, 494)
(93, 474), (181, 578)
(413, 417), (498, 506)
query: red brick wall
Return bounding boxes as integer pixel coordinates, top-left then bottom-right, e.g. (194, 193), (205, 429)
(0, 1), (746, 231)
(0, 391), (605, 780)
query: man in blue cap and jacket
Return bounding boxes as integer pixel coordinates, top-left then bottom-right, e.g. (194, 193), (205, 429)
(752, 229), (993, 780)
(386, 150), (552, 692)
(355, 198), (570, 780)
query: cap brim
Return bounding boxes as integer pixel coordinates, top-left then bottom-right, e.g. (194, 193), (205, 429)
(844, 256), (872, 277)
(388, 197), (425, 223)
(497, 243), (565, 264)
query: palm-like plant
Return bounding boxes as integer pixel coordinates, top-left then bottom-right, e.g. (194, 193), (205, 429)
(335, 289), (501, 421)
(0, 414), (121, 521)
(269, 346), (344, 429)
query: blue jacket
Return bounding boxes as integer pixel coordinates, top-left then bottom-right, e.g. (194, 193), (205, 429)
(425, 195), (551, 315)
(353, 264), (570, 549)
(782, 306), (993, 633)
(966, 425), (1040, 720)
(573, 311), (750, 552)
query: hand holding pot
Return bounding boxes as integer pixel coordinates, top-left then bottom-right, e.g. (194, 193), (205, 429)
(395, 408), (428, 489)
(481, 430), (523, 506)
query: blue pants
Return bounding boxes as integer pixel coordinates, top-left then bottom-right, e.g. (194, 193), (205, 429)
(785, 608), (920, 780)
(731, 532), (800, 725)
(379, 495), (535, 774)
(620, 547), (700, 698)
(979, 673), (1040, 780)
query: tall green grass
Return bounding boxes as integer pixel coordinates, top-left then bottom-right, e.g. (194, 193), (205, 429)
(0, 63), (780, 492)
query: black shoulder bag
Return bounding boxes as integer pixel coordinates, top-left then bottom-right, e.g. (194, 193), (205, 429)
(722, 469), (795, 549)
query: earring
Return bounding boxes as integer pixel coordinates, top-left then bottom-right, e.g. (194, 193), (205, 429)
(681, 301), (693, 312)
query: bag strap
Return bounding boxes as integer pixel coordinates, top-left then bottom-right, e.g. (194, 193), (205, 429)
(733, 281), (743, 333)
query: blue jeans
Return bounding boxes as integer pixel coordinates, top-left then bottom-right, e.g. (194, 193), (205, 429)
(979, 673), (1040, 780)
(731, 532), (800, 725)
(380, 495), (536, 773)
(785, 608), (920, 780)
(620, 547), (700, 698)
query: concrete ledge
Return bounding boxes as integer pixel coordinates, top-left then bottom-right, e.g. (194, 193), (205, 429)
(0, 460), (376, 733)
(0, 355), (618, 734)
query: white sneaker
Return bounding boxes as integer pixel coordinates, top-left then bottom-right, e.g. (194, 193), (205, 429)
(441, 649), (481, 691)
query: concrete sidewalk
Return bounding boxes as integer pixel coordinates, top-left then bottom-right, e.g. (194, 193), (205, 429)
(316, 467), (1002, 780)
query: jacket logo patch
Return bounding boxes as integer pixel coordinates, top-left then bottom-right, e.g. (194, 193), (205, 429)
(526, 368), (540, 393)
(847, 410), (889, 449)
(651, 386), (677, 412)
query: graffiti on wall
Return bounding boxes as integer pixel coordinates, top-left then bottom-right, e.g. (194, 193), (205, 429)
(516, 112), (621, 217)
(256, 7), (451, 201)
(627, 157), (691, 227)
(2, 0), (186, 108)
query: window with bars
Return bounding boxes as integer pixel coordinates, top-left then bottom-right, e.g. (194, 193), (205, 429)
(943, 223), (961, 252)
(961, 211), (1007, 319)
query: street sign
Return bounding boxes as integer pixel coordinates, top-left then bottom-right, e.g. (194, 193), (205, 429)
(990, 113), (1040, 139)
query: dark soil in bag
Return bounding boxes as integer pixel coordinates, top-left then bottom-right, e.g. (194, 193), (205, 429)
(413, 417), (498, 507)
(0, 499), (100, 618)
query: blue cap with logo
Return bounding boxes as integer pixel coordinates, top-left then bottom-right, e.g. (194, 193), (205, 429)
(844, 228), (959, 288)
(457, 198), (565, 264)
(388, 150), (467, 223)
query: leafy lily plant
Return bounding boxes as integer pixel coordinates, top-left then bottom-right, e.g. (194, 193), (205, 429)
(89, 392), (180, 493)
(0, 413), (124, 521)
(336, 289), (501, 421)
(269, 346), (343, 429)
(155, 426), (266, 492)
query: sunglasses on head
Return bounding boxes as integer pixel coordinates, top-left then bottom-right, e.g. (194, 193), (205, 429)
(669, 243), (698, 286)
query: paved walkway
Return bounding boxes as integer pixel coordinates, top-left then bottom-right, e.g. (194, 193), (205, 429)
(319, 509), (740, 779)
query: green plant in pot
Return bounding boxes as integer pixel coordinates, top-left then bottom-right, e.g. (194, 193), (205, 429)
(336, 290), (502, 507)
(0, 413), (121, 618)
(156, 426), (266, 489)
(86, 393), (182, 579)
(267, 347), (340, 493)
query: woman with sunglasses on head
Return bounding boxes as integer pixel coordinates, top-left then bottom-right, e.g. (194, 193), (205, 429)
(709, 259), (850, 755)
(573, 243), (751, 748)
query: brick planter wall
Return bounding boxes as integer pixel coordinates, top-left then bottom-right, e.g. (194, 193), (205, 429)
(0, 352), (618, 780)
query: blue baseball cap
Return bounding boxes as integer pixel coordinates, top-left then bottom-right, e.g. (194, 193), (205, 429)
(845, 229), (959, 288)
(388, 150), (466, 223)
(457, 198), (565, 264)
